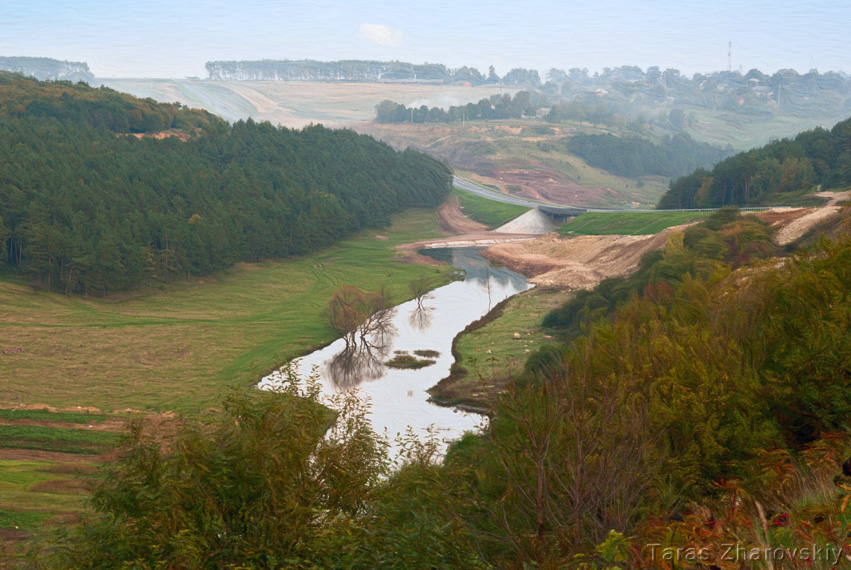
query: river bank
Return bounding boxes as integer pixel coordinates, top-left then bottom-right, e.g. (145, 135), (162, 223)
(0, 208), (454, 412)
(259, 247), (530, 452)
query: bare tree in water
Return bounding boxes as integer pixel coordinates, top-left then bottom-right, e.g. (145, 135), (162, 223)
(325, 284), (397, 387)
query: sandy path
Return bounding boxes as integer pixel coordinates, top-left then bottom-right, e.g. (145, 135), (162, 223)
(771, 207), (841, 245)
(750, 191), (849, 245)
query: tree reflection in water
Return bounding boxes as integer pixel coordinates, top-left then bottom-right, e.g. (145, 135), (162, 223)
(325, 307), (397, 389)
(408, 303), (434, 332)
(408, 289), (434, 332)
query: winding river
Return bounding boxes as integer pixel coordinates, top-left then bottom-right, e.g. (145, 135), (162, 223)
(258, 247), (530, 451)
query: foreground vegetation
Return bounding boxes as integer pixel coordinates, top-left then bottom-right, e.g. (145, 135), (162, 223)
(0, 208), (450, 412)
(557, 210), (711, 235)
(13, 212), (851, 567)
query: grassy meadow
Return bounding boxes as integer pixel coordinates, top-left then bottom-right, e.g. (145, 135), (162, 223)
(432, 287), (573, 407)
(0, 208), (451, 412)
(558, 210), (712, 235)
(0, 408), (127, 539)
(0, 459), (91, 528)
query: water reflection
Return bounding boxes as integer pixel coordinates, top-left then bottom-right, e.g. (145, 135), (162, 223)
(259, 247), (531, 454)
(408, 299), (434, 332)
(326, 307), (397, 388)
(424, 247), (527, 291)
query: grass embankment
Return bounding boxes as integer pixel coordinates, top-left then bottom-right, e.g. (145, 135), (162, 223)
(558, 210), (712, 235)
(451, 186), (530, 229)
(0, 208), (451, 412)
(430, 287), (573, 408)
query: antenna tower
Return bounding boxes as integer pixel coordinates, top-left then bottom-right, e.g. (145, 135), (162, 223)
(728, 41), (732, 72)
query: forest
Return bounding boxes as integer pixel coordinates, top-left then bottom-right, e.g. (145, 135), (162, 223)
(0, 74), (452, 294)
(206, 59), (538, 86)
(374, 91), (548, 123)
(565, 132), (732, 179)
(658, 117), (851, 208)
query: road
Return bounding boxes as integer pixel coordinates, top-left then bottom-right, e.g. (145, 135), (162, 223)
(452, 176), (560, 209)
(453, 176), (778, 214)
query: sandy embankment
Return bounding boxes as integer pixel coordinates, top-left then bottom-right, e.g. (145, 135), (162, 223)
(483, 194), (850, 289)
(397, 195), (542, 262)
(483, 230), (677, 289)
(402, 191), (849, 286)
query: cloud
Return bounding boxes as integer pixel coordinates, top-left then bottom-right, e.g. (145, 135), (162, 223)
(357, 23), (403, 46)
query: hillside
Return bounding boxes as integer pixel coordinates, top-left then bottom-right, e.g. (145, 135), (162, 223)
(659, 116), (851, 208)
(0, 74), (451, 295)
(98, 73), (849, 210)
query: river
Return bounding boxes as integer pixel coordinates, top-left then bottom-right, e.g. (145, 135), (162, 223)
(258, 247), (530, 452)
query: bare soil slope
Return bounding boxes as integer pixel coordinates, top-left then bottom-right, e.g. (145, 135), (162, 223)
(483, 230), (677, 289)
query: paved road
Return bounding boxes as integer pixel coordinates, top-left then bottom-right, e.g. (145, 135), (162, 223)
(453, 176), (598, 213)
(452, 176), (559, 209)
(453, 176), (778, 214)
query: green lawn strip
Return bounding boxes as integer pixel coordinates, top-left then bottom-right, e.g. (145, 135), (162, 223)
(432, 288), (574, 407)
(0, 426), (119, 455)
(0, 409), (113, 424)
(451, 187), (530, 229)
(0, 508), (54, 531)
(0, 208), (453, 412)
(0, 460), (93, 531)
(558, 211), (711, 235)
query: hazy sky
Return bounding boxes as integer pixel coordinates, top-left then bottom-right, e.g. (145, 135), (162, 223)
(2, 0), (849, 79)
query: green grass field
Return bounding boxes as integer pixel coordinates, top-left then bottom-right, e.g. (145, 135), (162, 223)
(0, 208), (451, 412)
(558, 211), (712, 235)
(451, 187), (530, 229)
(0, 406), (128, 536)
(0, 409), (113, 424)
(431, 288), (573, 407)
(0, 458), (96, 532)
(683, 107), (845, 151)
(0, 425), (120, 455)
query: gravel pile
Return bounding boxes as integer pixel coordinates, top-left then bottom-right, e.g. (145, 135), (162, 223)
(494, 208), (561, 234)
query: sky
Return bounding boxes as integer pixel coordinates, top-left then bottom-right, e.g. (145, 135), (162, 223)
(1, 0), (849, 79)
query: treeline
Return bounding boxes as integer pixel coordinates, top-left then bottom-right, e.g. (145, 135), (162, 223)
(0, 75), (451, 294)
(0, 73), (219, 135)
(374, 91), (547, 123)
(37, 212), (851, 568)
(546, 66), (851, 120)
(0, 56), (94, 83)
(206, 59), (542, 87)
(566, 132), (732, 179)
(658, 117), (851, 208)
